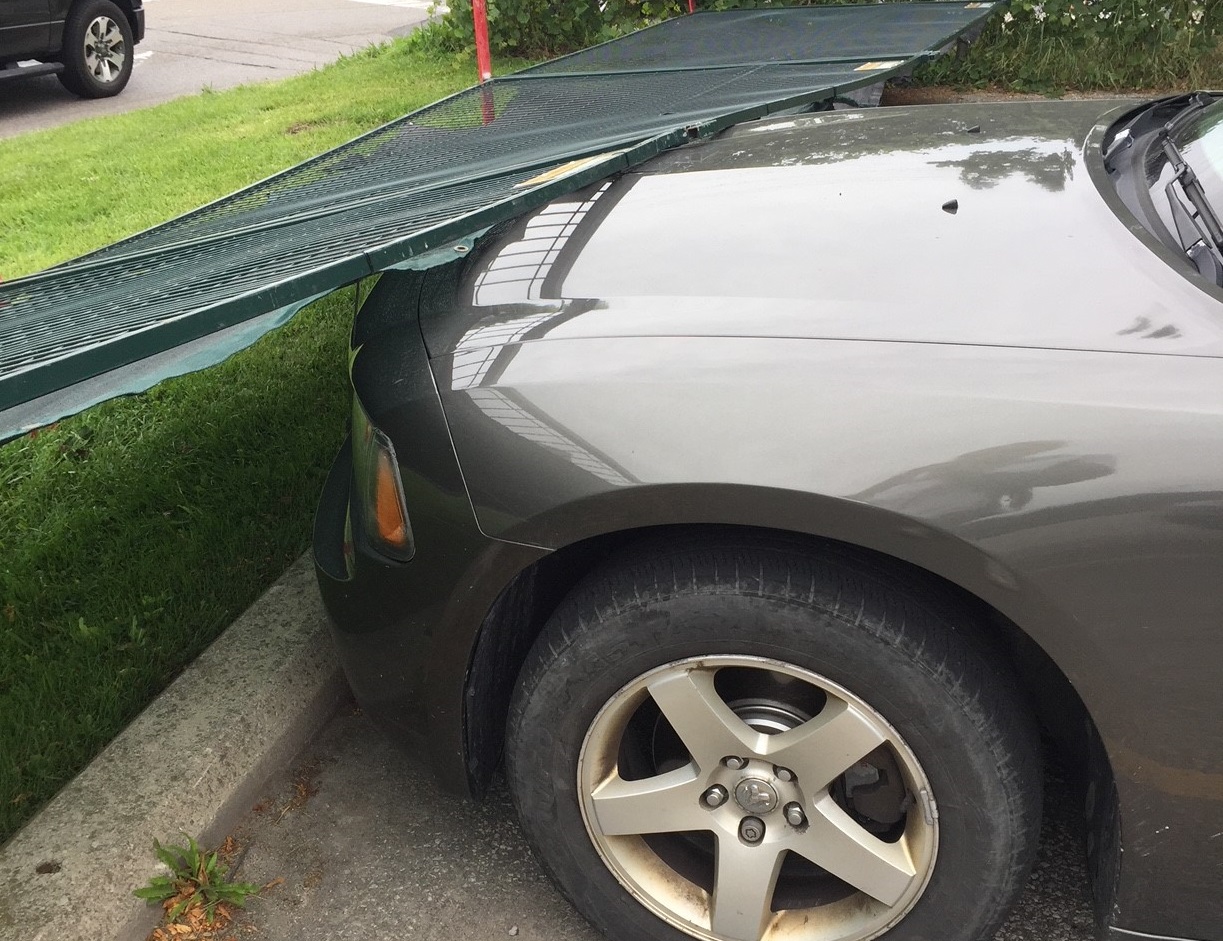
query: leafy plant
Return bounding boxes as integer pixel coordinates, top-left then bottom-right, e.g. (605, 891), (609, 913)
(133, 834), (261, 923)
(418, 0), (605, 58)
(922, 0), (1222, 90)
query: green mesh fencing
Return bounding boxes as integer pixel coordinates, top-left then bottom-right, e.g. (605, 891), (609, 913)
(0, 2), (1000, 441)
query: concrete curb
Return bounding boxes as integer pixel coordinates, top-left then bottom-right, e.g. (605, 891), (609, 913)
(0, 553), (347, 941)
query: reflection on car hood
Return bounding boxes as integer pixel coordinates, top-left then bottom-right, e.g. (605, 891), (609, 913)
(423, 100), (1223, 359)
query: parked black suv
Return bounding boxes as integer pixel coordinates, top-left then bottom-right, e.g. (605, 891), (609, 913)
(0, 0), (144, 98)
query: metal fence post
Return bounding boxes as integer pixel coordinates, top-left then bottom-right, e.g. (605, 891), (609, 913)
(472, 0), (493, 82)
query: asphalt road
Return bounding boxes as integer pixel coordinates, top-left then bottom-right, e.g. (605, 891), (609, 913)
(227, 707), (1097, 941)
(0, 0), (434, 140)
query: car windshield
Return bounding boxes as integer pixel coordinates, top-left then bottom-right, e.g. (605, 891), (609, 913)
(1137, 94), (1223, 285)
(1175, 97), (1223, 213)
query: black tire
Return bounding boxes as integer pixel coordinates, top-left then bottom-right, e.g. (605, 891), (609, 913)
(506, 539), (1041, 941)
(57, 0), (134, 99)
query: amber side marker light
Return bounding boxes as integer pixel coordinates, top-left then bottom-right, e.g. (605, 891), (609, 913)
(352, 398), (415, 561)
(374, 449), (411, 549)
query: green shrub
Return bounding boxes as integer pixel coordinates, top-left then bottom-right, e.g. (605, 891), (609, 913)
(923, 0), (1223, 90)
(426, 0), (857, 59)
(423, 0), (1223, 90)
(421, 0), (604, 57)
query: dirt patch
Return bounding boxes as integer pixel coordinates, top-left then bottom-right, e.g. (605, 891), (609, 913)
(146, 898), (238, 941)
(276, 761), (322, 822)
(284, 121), (323, 136)
(302, 865), (325, 890)
(249, 759), (323, 823)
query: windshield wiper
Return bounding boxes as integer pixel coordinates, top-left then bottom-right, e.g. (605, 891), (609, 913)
(1164, 91), (1215, 141)
(1104, 93), (1206, 171)
(1158, 95), (1223, 286)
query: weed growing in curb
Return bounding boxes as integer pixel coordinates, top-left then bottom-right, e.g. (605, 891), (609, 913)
(134, 834), (261, 928)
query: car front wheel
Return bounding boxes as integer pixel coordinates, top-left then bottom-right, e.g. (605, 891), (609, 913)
(57, 0), (134, 99)
(506, 540), (1041, 941)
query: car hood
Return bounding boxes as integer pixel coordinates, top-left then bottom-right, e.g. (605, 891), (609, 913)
(421, 100), (1223, 359)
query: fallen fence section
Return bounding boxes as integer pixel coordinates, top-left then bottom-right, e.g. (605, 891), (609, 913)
(0, 3), (1000, 443)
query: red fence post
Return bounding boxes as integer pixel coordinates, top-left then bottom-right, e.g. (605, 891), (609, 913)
(472, 0), (493, 83)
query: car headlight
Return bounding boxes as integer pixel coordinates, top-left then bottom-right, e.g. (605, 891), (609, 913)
(351, 397), (415, 561)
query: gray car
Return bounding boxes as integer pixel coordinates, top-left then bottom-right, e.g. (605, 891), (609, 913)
(313, 93), (1223, 941)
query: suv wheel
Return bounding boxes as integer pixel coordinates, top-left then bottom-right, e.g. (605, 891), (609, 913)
(58, 0), (134, 99)
(506, 542), (1041, 941)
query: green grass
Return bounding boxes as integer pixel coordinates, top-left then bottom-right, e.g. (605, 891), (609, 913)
(0, 38), (484, 845)
(1, 42), (480, 278)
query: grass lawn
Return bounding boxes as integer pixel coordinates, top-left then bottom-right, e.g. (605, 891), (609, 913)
(0, 39), (486, 845)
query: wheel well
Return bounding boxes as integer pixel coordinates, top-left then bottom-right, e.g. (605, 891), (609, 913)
(108, 0), (141, 34)
(465, 523), (1120, 919)
(74, 0), (141, 34)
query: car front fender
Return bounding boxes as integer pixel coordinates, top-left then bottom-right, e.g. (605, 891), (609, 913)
(433, 332), (1223, 940)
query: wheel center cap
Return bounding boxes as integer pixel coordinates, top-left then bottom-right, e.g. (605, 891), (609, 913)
(734, 777), (779, 814)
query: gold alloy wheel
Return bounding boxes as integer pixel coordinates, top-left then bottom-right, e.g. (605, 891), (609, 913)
(577, 656), (939, 941)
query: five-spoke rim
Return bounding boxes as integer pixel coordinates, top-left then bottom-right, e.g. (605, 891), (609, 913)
(83, 15), (127, 84)
(577, 656), (938, 941)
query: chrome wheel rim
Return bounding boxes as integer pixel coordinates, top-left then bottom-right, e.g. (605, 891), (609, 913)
(83, 15), (127, 84)
(577, 656), (938, 941)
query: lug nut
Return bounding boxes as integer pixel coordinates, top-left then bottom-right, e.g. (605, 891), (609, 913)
(723, 756), (747, 770)
(702, 785), (729, 808)
(739, 816), (765, 844)
(774, 766), (794, 782)
(784, 802), (806, 827)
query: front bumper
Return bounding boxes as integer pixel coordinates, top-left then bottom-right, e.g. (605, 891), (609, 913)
(313, 433), (433, 748)
(313, 417), (546, 795)
(312, 269), (547, 793)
